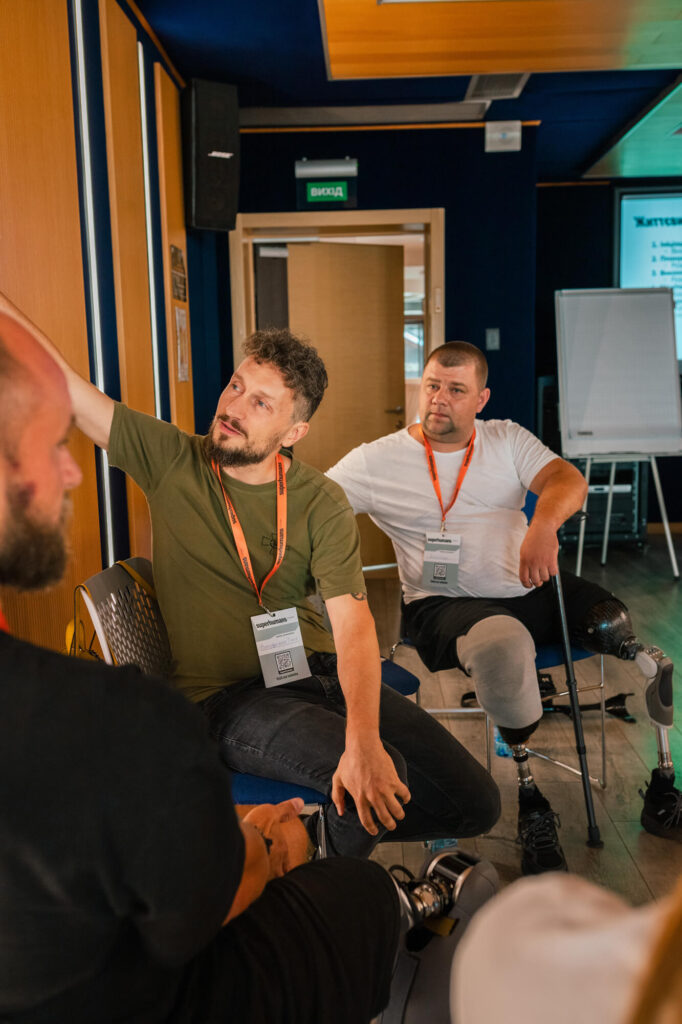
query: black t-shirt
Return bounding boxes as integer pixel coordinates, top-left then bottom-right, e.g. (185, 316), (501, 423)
(0, 632), (244, 1023)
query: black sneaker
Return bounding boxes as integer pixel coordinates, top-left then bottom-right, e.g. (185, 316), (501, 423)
(517, 788), (568, 875)
(640, 769), (682, 840)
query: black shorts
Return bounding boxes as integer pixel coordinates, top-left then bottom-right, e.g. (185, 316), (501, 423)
(402, 571), (615, 673)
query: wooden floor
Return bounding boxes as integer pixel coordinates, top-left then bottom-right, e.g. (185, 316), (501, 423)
(368, 535), (682, 905)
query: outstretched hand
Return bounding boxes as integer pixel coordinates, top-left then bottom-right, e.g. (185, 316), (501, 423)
(332, 738), (411, 836)
(243, 798), (310, 878)
(519, 520), (559, 589)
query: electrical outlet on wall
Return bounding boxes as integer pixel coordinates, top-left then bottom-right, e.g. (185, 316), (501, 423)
(485, 328), (500, 351)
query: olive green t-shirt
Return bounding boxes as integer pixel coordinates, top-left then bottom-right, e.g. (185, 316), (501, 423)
(108, 403), (366, 703)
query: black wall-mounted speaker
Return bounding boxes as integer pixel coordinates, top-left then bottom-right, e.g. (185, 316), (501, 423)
(181, 79), (240, 232)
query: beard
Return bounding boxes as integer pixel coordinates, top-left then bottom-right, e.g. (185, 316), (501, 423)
(0, 485), (71, 590)
(203, 416), (283, 468)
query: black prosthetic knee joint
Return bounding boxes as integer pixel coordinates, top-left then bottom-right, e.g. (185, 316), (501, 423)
(573, 598), (674, 730)
(571, 597), (636, 658)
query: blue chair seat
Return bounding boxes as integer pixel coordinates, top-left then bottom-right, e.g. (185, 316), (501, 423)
(380, 657), (420, 696)
(535, 644), (594, 671)
(231, 772), (327, 805)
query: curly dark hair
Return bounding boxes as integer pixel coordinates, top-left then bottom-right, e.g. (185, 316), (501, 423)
(242, 328), (328, 422)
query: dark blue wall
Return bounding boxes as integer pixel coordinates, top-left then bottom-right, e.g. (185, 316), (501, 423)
(186, 229), (233, 432)
(536, 183), (613, 378)
(236, 125), (539, 430)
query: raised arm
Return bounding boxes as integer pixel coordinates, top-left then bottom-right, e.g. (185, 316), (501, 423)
(325, 592), (411, 835)
(0, 290), (114, 449)
(519, 457), (588, 588)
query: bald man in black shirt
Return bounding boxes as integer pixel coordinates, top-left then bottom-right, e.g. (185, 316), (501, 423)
(0, 303), (399, 1023)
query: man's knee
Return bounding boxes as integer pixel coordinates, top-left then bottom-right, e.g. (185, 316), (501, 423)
(474, 770), (502, 833)
(457, 615), (536, 676)
(456, 615), (540, 731)
(385, 742), (409, 786)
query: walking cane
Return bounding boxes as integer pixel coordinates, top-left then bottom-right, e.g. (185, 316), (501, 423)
(552, 571), (603, 848)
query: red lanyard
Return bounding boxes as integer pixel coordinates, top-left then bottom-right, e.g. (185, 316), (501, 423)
(421, 426), (476, 530)
(212, 455), (287, 610)
(0, 609), (10, 633)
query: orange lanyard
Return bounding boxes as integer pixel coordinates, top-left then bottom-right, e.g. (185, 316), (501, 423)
(421, 426), (476, 531)
(212, 455), (287, 611)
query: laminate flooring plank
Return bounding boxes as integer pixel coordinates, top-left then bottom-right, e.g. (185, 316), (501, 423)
(611, 821), (682, 900)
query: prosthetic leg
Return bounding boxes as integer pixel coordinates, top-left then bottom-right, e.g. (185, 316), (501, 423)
(496, 573), (605, 869)
(496, 714), (570, 874)
(573, 596), (681, 838)
(378, 851), (499, 1024)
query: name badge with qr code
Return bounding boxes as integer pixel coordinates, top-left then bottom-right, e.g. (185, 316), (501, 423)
(251, 607), (311, 687)
(422, 532), (462, 587)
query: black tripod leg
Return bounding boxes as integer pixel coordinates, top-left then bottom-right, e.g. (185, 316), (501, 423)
(552, 573), (603, 848)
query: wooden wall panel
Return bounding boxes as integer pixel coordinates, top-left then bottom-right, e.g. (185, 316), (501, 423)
(0, 0), (102, 650)
(99, 0), (153, 558)
(154, 63), (195, 433)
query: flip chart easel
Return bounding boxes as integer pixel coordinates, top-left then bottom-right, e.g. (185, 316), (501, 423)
(555, 288), (681, 579)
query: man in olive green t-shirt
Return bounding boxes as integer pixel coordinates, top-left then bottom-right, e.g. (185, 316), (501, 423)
(30, 323), (500, 857)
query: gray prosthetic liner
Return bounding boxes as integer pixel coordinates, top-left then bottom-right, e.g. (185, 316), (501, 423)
(572, 597), (674, 730)
(456, 615), (542, 740)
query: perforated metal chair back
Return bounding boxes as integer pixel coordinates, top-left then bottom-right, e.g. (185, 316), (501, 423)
(75, 558), (331, 846)
(78, 558), (173, 676)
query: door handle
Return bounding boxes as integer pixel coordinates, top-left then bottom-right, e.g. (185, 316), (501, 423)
(384, 406), (404, 413)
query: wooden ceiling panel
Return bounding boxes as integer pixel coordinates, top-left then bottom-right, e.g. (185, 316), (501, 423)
(321, 0), (682, 78)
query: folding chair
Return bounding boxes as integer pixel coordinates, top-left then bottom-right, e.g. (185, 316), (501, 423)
(71, 557), (331, 851)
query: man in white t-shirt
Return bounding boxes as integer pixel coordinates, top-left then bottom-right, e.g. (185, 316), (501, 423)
(328, 342), (679, 874)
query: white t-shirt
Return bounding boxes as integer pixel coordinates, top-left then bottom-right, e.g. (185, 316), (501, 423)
(327, 420), (558, 602)
(451, 874), (667, 1024)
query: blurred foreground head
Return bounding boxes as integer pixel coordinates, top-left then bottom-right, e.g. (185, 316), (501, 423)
(0, 314), (82, 590)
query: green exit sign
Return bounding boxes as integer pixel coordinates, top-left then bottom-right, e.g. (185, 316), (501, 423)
(306, 181), (348, 203)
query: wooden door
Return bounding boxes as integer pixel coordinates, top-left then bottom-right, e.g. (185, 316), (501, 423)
(287, 242), (404, 566)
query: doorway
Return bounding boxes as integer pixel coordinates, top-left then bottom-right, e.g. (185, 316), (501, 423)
(228, 209), (445, 566)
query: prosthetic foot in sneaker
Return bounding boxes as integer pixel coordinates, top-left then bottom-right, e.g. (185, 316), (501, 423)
(640, 769), (682, 840)
(517, 786), (567, 875)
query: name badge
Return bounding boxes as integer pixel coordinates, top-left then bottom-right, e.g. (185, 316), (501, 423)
(422, 532), (461, 587)
(251, 606), (311, 688)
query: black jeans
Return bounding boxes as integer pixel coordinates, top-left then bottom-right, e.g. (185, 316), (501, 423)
(201, 652), (500, 857)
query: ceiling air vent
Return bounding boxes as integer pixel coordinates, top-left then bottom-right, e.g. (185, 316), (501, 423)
(466, 73), (529, 101)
